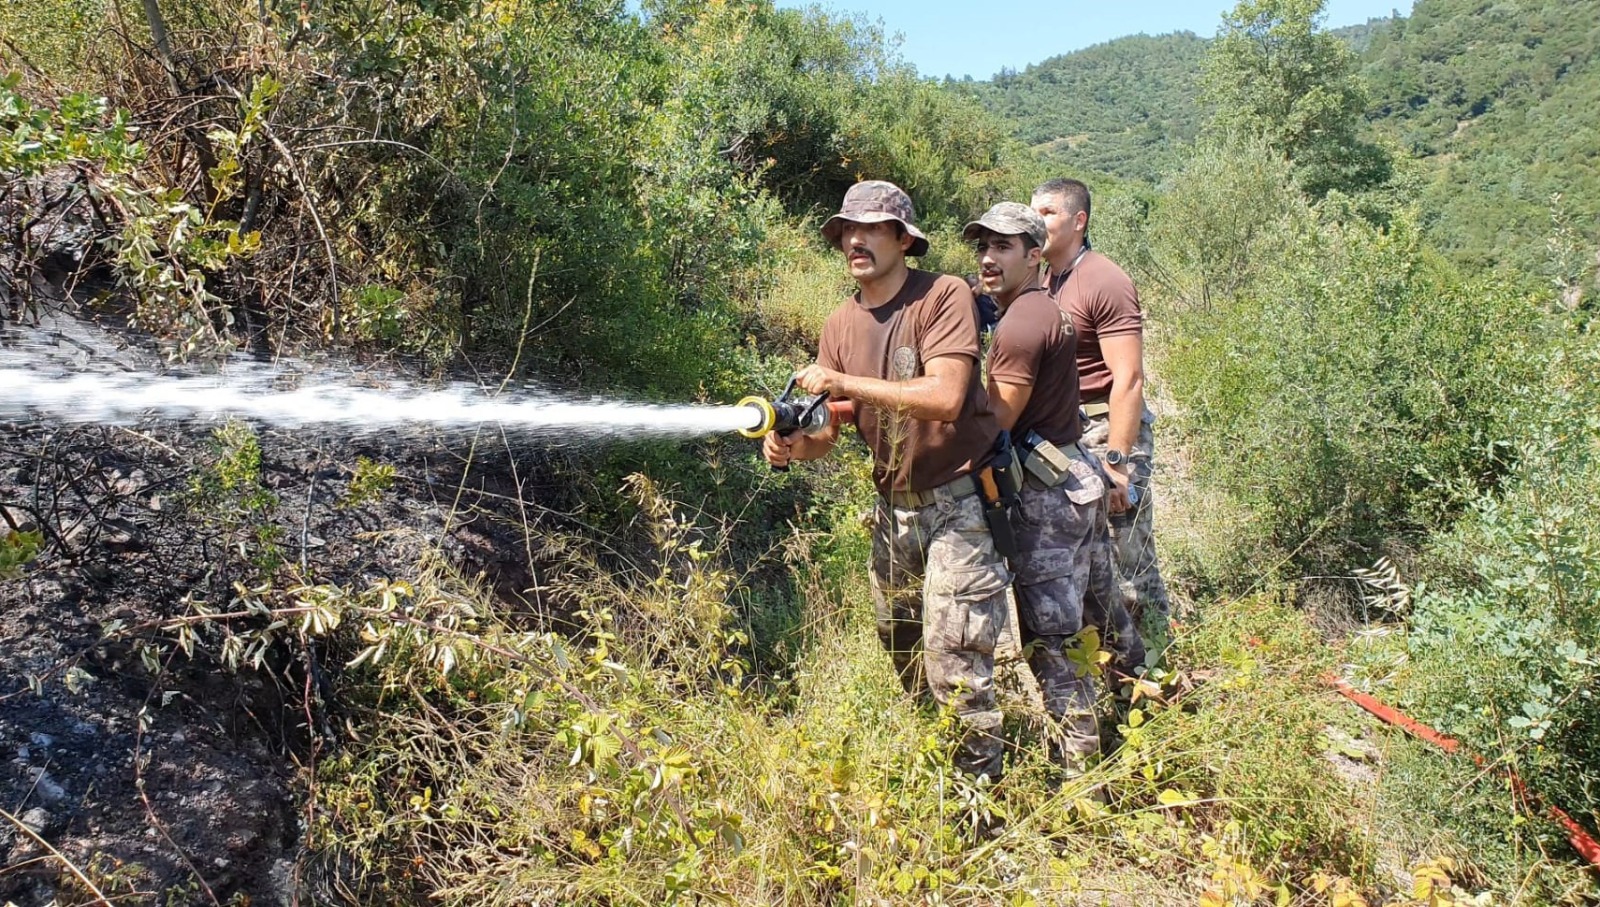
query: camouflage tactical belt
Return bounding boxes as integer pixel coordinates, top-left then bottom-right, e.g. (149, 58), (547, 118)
(886, 472), (980, 509)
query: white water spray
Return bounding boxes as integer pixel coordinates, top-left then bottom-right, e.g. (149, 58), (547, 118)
(0, 345), (764, 441)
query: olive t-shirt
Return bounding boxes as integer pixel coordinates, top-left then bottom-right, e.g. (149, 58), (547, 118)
(1044, 249), (1142, 400)
(985, 285), (1082, 447)
(817, 270), (998, 495)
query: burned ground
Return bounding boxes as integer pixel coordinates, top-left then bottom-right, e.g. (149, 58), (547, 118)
(0, 380), (603, 904)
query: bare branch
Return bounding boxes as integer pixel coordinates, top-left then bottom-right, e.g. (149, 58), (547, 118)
(0, 806), (114, 906)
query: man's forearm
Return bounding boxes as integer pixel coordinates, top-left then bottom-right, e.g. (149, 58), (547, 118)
(834, 373), (963, 423)
(1107, 373), (1144, 455)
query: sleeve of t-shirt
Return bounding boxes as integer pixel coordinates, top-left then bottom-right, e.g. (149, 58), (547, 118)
(917, 276), (980, 365)
(817, 310), (844, 372)
(1088, 267), (1143, 339)
(985, 300), (1047, 386)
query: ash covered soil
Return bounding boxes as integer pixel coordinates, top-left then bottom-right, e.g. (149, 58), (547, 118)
(0, 349), (591, 905)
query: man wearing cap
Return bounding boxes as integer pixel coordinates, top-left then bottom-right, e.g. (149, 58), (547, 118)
(966, 202), (1123, 774)
(765, 180), (1010, 781)
(1032, 177), (1172, 663)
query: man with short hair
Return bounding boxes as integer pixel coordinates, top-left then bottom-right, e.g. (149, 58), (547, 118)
(766, 180), (1011, 781)
(965, 202), (1106, 772)
(1032, 178), (1172, 662)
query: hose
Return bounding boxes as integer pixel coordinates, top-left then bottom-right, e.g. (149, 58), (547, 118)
(1325, 673), (1600, 869)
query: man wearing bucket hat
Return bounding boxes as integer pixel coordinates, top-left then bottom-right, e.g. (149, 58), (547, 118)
(966, 202), (1141, 776)
(764, 180), (1013, 782)
(1032, 177), (1172, 667)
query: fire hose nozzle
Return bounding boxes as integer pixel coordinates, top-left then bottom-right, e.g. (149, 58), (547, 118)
(735, 395), (777, 439)
(735, 378), (856, 441)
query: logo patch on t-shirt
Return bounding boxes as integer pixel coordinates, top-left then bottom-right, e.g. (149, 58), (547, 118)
(891, 345), (918, 380)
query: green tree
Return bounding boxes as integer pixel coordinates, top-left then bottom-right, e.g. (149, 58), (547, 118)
(1142, 133), (1308, 310)
(1201, 0), (1390, 198)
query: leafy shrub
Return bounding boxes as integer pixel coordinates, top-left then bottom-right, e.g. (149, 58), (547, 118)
(0, 528), (42, 579)
(1140, 133), (1310, 310)
(1377, 335), (1600, 889)
(1147, 137), (1546, 574)
(0, 0), (109, 91)
(0, 76), (260, 357)
(185, 422), (283, 577)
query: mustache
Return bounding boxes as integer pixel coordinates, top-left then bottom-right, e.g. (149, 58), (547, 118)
(847, 247), (875, 263)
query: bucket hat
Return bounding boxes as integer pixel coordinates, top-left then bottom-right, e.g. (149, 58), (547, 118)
(961, 201), (1047, 250)
(820, 180), (930, 258)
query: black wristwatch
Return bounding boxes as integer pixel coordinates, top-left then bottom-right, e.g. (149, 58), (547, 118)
(1104, 449), (1128, 467)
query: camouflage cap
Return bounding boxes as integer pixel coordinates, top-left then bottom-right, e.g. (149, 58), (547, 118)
(961, 201), (1047, 250)
(820, 180), (930, 258)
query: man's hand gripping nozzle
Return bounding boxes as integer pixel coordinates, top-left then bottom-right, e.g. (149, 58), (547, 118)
(736, 376), (856, 471)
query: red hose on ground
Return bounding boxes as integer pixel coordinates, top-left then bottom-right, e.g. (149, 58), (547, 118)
(1324, 674), (1600, 869)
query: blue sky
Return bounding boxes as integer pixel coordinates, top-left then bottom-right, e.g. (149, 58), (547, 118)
(781, 0), (1415, 81)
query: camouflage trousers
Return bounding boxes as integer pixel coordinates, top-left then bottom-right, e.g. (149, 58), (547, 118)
(1011, 452), (1106, 769)
(1081, 408), (1173, 662)
(1084, 496), (1147, 688)
(871, 487), (1012, 780)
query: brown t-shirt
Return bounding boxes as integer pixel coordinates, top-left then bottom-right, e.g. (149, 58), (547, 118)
(986, 285), (1082, 447)
(818, 270), (998, 495)
(1044, 249), (1142, 400)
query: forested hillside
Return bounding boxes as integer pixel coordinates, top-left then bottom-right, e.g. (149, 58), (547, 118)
(1328, 16), (1397, 54)
(1361, 0), (1600, 268)
(969, 0), (1600, 268)
(956, 33), (1208, 183)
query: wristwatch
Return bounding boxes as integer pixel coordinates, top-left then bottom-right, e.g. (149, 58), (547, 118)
(1104, 449), (1128, 467)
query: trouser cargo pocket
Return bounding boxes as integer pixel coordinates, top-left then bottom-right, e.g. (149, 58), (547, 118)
(926, 563), (1009, 656)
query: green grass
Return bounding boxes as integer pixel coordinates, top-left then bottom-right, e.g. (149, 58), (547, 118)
(300, 469), (1507, 905)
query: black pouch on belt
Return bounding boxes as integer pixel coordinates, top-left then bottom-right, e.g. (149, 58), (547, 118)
(976, 433), (1022, 559)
